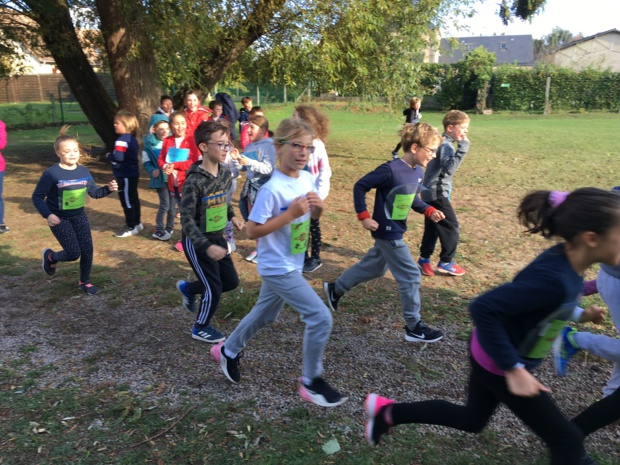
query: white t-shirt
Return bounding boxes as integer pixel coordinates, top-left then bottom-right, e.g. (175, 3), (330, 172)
(249, 169), (316, 276)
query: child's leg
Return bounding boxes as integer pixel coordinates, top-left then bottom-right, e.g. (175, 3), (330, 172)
(572, 385), (620, 437)
(224, 280), (285, 356)
(309, 218), (321, 260)
(419, 214), (439, 259)
(334, 242), (388, 296)
(595, 268), (620, 396)
(49, 215), (83, 265)
(264, 272), (333, 380)
(166, 191), (176, 231)
(116, 177), (132, 227)
(72, 211), (94, 283)
(155, 187), (169, 232)
(126, 176), (141, 227)
(0, 170), (5, 224)
(182, 235), (239, 327)
(431, 198), (459, 263)
(379, 239), (421, 328)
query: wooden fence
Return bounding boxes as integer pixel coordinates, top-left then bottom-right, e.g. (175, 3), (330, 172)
(0, 73), (115, 104)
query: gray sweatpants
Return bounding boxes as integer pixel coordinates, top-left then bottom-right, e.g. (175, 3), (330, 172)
(334, 238), (421, 329)
(225, 271), (333, 380)
(574, 268), (620, 397)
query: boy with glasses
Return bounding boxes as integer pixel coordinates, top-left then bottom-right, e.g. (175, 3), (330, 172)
(323, 123), (446, 344)
(176, 120), (244, 343)
(417, 110), (471, 277)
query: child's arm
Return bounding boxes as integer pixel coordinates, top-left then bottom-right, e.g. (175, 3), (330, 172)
(313, 140), (332, 200)
(246, 196), (309, 240)
(243, 145), (276, 175)
(86, 176), (117, 198)
(439, 139), (470, 176)
(142, 149), (160, 177)
(412, 196), (445, 222)
(306, 191), (324, 220)
(0, 121), (6, 151)
(505, 367), (551, 397)
(32, 170), (61, 226)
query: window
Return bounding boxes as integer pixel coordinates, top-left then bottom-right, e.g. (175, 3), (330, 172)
(499, 42), (508, 50)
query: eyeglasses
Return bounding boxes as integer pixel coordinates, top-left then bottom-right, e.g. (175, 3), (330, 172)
(421, 146), (438, 155)
(279, 140), (315, 154)
(207, 142), (232, 151)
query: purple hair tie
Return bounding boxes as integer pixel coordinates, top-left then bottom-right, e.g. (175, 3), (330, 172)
(548, 190), (569, 208)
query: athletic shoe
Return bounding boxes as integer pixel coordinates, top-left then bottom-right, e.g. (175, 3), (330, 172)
(114, 226), (133, 238)
(0, 224), (9, 234)
(174, 241), (184, 252)
(323, 282), (341, 312)
(298, 377), (347, 407)
(245, 250), (258, 262)
(417, 258), (435, 277)
(436, 261), (466, 276)
(210, 342), (242, 383)
(404, 321), (443, 343)
(78, 282), (101, 295)
(176, 280), (196, 312)
(391, 151), (399, 160)
(554, 326), (580, 377)
(152, 230), (172, 241)
(303, 257), (323, 273)
(130, 223), (143, 235)
(364, 393), (395, 446)
(192, 324), (225, 344)
(42, 248), (56, 275)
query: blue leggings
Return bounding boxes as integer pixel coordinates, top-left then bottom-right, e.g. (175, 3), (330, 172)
(49, 210), (94, 283)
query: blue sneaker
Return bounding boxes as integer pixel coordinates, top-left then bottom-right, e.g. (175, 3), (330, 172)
(176, 280), (196, 313)
(192, 324), (225, 343)
(436, 261), (465, 276)
(554, 326), (580, 377)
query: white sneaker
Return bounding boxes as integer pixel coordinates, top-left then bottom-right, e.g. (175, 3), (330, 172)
(114, 226), (133, 238)
(131, 224), (143, 235)
(137, 223), (144, 231)
(245, 250), (258, 262)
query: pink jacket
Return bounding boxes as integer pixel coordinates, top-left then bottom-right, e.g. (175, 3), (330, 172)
(0, 120), (6, 172)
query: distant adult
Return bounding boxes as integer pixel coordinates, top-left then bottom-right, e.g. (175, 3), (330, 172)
(183, 90), (211, 137)
(0, 119), (7, 233)
(149, 95), (174, 127)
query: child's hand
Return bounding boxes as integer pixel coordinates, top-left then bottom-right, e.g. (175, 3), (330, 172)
(361, 218), (379, 231)
(305, 192), (324, 210)
(152, 169), (160, 178)
(458, 134), (469, 142)
(229, 148), (240, 161)
(288, 196), (310, 219)
(47, 214), (61, 227)
(232, 217), (244, 231)
(108, 180), (118, 191)
(206, 244), (228, 261)
(430, 210), (445, 223)
(505, 367), (551, 397)
(238, 156), (248, 166)
(581, 305), (606, 324)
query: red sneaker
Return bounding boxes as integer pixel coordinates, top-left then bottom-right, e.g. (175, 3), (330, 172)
(417, 258), (435, 277)
(436, 261), (466, 276)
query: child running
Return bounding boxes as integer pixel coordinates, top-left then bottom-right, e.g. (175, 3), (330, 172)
(33, 134), (118, 295)
(292, 105), (332, 273)
(142, 116), (173, 240)
(176, 120), (243, 343)
(391, 97), (422, 159)
(158, 111), (202, 251)
(211, 118), (347, 408)
(108, 110), (142, 238)
(323, 122), (445, 343)
(364, 188), (619, 465)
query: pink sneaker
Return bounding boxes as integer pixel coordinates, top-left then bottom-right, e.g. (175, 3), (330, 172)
(174, 241), (184, 252)
(364, 393), (395, 446)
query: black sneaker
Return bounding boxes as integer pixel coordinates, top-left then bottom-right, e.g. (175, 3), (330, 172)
(210, 342), (242, 383)
(299, 377), (348, 407)
(0, 224), (9, 234)
(42, 248), (56, 275)
(323, 282), (341, 311)
(78, 282), (101, 295)
(303, 257), (323, 273)
(404, 321), (443, 343)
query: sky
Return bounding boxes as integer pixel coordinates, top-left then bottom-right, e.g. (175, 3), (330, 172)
(444, 0), (619, 40)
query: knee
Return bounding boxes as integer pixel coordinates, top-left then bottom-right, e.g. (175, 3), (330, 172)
(66, 250), (81, 262)
(223, 275), (239, 293)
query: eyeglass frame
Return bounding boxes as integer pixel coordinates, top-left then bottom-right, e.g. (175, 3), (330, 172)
(278, 140), (315, 154)
(206, 142), (233, 152)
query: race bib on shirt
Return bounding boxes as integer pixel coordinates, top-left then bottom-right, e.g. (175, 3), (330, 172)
(291, 219), (310, 255)
(62, 187), (86, 210)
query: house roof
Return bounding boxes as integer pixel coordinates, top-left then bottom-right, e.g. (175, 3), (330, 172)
(554, 29), (620, 51)
(438, 34), (534, 66)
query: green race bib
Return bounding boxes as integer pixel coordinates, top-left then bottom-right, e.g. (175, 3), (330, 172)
(291, 219), (310, 255)
(62, 187), (86, 210)
(391, 193), (415, 220)
(206, 203), (227, 232)
(523, 319), (566, 359)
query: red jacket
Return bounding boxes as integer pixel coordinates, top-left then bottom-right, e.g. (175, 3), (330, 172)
(0, 120), (6, 172)
(184, 107), (211, 137)
(158, 135), (201, 193)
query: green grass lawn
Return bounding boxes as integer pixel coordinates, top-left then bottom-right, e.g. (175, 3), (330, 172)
(2, 105), (620, 464)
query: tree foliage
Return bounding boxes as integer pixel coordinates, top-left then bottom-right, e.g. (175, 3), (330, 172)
(499, 0), (547, 25)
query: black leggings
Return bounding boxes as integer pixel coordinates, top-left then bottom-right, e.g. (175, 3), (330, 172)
(390, 358), (590, 465)
(572, 385), (620, 437)
(49, 210), (93, 283)
(116, 176), (141, 228)
(308, 218), (321, 260)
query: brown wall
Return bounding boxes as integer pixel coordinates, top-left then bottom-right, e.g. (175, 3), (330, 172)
(0, 74), (115, 104)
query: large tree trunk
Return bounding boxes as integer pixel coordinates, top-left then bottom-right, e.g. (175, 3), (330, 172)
(25, 0), (118, 149)
(96, 0), (160, 136)
(198, 0), (287, 90)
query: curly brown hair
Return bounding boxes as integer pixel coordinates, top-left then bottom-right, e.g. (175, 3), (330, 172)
(293, 105), (329, 142)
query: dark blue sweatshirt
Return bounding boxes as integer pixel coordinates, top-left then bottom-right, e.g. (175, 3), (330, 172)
(108, 134), (140, 178)
(353, 158), (431, 241)
(32, 164), (112, 218)
(470, 243), (583, 371)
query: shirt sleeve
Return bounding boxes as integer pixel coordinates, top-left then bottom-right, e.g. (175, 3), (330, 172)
(32, 170), (54, 218)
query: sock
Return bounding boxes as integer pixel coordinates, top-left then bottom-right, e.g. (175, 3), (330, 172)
(224, 347), (238, 360)
(301, 376), (312, 386)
